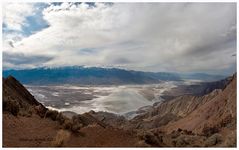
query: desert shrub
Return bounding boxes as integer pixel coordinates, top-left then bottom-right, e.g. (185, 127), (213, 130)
(174, 137), (187, 147)
(34, 105), (47, 117)
(71, 122), (83, 132)
(137, 131), (162, 146)
(72, 115), (85, 125)
(52, 130), (71, 147)
(61, 117), (83, 133)
(71, 116), (83, 132)
(18, 109), (32, 117)
(182, 129), (193, 135)
(202, 125), (219, 137)
(171, 130), (181, 139)
(62, 118), (73, 130)
(205, 133), (222, 147)
(18, 106), (34, 117)
(220, 115), (233, 127)
(56, 113), (66, 125)
(27, 106), (34, 115)
(136, 140), (151, 147)
(3, 99), (20, 116)
(177, 128), (182, 132)
(45, 110), (59, 121)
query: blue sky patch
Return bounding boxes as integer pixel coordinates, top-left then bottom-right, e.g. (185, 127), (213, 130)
(3, 3), (49, 37)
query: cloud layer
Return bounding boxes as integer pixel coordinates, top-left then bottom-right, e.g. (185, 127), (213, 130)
(3, 3), (237, 74)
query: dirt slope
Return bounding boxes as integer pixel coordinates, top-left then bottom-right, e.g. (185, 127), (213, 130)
(3, 113), (140, 147)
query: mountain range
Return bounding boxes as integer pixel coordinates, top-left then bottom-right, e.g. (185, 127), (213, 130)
(3, 66), (226, 85)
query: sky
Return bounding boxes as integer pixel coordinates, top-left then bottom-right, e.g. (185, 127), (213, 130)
(2, 2), (237, 75)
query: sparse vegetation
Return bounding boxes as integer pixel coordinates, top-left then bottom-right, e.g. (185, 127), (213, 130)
(55, 112), (66, 125)
(42, 109), (83, 133)
(3, 98), (20, 116)
(202, 125), (220, 137)
(45, 110), (59, 121)
(205, 133), (222, 147)
(34, 105), (47, 117)
(220, 115), (233, 127)
(62, 118), (73, 130)
(137, 131), (162, 146)
(51, 129), (71, 147)
(18, 109), (32, 117)
(71, 121), (83, 132)
(60, 116), (83, 133)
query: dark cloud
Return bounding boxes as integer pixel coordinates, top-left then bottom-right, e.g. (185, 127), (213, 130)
(8, 40), (14, 48)
(3, 52), (53, 66)
(111, 57), (132, 64)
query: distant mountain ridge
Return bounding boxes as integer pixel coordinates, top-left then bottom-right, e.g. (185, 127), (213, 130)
(179, 73), (226, 81)
(3, 66), (226, 85)
(2, 66), (178, 85)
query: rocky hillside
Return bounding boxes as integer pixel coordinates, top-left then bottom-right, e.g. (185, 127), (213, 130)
(130, 74), (236, 147)
(127, 89), (222, 129)
(2, 74), (236, 147)
(160, 74), (236, 134)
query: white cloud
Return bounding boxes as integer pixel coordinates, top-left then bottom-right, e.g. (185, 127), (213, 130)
(2, 3), (237, 74)
(3, 3), (36, 31)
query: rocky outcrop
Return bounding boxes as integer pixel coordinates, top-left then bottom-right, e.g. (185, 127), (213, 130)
(88, 111), (128, 128)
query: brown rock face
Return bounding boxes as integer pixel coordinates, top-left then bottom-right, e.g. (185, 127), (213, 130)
(3, 76), (40, 105)
(3, 76), (47, 116)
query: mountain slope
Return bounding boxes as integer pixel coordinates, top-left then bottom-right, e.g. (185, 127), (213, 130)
(160, 74), (236, 135)
(3, 75), (47, 116)
(178, 73), (226, 82)
(119, 74), (236, 147)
